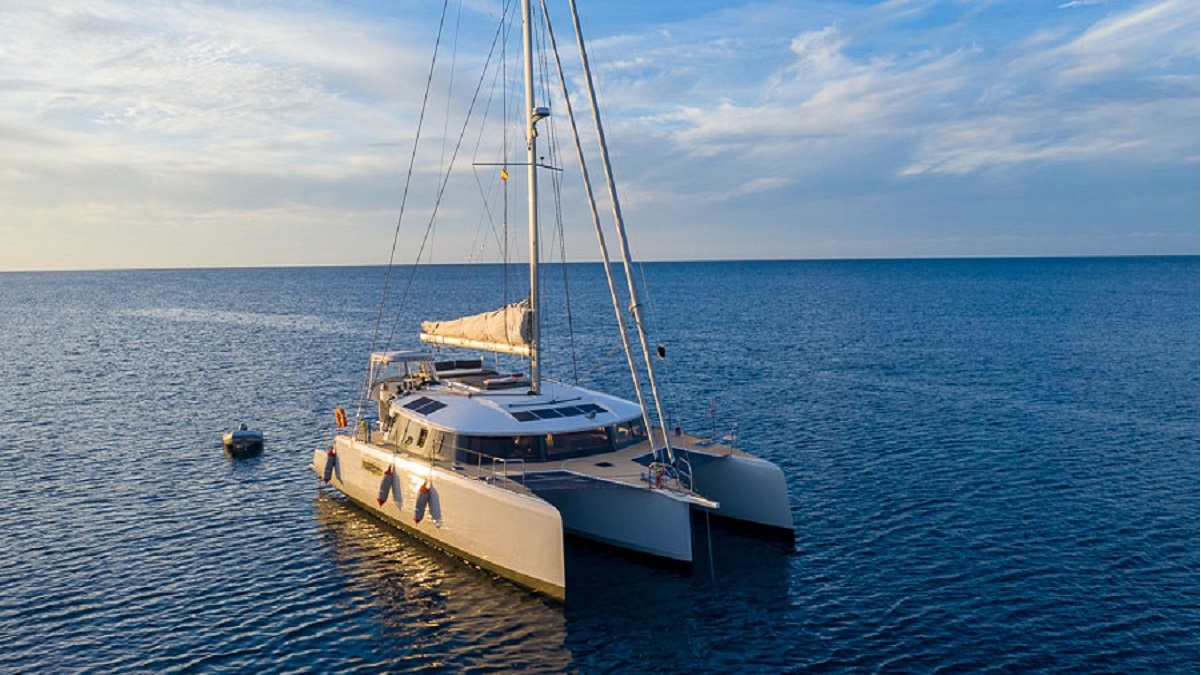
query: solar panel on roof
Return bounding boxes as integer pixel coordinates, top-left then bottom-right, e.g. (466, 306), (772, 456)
(402, 396), (446, 416)
(403, 397), (434, 411)
(416, 400), (446, 415)
(506, 403), (610, 422)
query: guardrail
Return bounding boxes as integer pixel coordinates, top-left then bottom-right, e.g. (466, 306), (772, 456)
(451, 447), (526, 486)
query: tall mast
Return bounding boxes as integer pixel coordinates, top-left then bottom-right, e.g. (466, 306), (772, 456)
(523, 0), (542, 394)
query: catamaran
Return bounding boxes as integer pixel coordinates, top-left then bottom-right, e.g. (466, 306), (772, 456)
(313, 0), (793, 601)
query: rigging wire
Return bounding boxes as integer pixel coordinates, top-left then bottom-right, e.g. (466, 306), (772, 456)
(441, 1), (465, 186)
(356, 0), (452, 425)
(551, 164), (580, 384)
(532, 2), (580, 384)
(466, 25), (512, 267)
(539, 0), (650, 422)
(462, 1), (529, 272)
(465, 17), (509, 261)
(565, 0), (677, 464)
(384, 12), (512, 350)
(576, 340), (625, 383)
(502, 0), (512, 307)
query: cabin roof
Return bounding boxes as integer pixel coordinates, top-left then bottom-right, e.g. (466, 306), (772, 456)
(388, 379), (642, 436)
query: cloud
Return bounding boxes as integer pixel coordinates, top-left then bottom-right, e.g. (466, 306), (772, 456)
(0, 0), (454, 269)
(0, 0), (1195, 269)
(546, 0), (1196, 261)
(600, 0), (1197, 183)
(1050, 0), (1199, 81)
(899, 0), (1199, 175)
(0, 2), (437, 163)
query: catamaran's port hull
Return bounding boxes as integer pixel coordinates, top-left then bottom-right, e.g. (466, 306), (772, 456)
(312, 434), (795, 600)
(313, 436), (567, 601)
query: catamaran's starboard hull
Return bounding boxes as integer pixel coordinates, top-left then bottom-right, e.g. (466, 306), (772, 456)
(312, 436), (567, 601)
(519, 472), (694, 562)
(684, 451), (795, 541)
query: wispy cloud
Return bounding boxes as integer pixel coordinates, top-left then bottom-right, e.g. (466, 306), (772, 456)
(0, 0), (444, 268)
(583, 0), (1196, 184)
(0, 0), (1195, 269)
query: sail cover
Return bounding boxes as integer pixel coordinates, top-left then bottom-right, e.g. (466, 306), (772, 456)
(420, 300), (532, 355)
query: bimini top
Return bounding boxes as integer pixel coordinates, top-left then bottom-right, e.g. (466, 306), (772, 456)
(370, 350), (434, 365)
(389, 379), (643, 436)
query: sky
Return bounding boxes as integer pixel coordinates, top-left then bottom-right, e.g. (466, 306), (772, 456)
(0, 0), (1197, 271)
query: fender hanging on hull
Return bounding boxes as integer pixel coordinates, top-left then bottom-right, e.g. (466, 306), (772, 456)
(322, 447), (338, 484)
(377, 465), (396, 506)
(414, 483), (430, 523)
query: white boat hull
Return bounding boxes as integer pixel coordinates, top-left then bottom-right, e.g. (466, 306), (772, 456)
(313, 435), (567, 600)
(525, 474), (694, 562)
(688, 451), (794, 539)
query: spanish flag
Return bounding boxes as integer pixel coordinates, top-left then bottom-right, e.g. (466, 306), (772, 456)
(500, 168), (509, 182)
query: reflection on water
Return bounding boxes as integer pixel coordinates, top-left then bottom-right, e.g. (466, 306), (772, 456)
(561, 519), (797, 672)
(312, 493), (573, 672)
(129, 307), (347, 334)
(4, 260), (1193, 673)
(314, 490), (798, 672)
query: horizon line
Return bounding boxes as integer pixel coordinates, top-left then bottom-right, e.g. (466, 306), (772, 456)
(2, 253), (1197, 274)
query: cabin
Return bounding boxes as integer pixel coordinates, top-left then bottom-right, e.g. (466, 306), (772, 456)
(367, 349), (649, 467)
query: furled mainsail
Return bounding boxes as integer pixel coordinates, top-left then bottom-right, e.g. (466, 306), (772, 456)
(420, 300), (532, 356)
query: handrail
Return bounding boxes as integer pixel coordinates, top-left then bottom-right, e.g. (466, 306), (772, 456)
(452, 446), (527, 486)
(492, 457), (525, 483)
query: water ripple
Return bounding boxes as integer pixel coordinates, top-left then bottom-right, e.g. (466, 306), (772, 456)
(0, 260), (1195, 673)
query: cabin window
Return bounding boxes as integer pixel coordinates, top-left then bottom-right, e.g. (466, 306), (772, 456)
(612, 419), (648, 450)
(455, 435), (543, 462)
(461, 436), (498, 461)
(545, 427), (612, 460)
(397, 419), (429, 452)
(436, 434), (453, 459)
(507, 436), (541, 460)
(388, 418), (410, 446)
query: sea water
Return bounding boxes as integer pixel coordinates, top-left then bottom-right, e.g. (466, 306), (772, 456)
(0, 257), (1196, 673)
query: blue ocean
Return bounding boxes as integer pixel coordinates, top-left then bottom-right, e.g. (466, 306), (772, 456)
(1, 256), (1196, 673)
